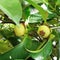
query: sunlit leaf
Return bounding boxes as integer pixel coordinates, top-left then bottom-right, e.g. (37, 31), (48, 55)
(0, 0), (22, 25)
(27, 0), (48, 22)
(56, 0), (60, 6)
(28, 13), (42, 23)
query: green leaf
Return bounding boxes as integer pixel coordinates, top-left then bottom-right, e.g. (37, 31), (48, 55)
(31, 40), (52, 60)
(14, 59), (24, 60)
(26, 34), (55, 60)
(0, 0), (22, 25)
(0, 35), (31, 60)
(56, 0), (60, 6)
(0, 40), (13, 54)
(22, 7), (30, 20)
(29, 13), (42, 23)
(27, 0), (48, 23)
(32, 0), (43, 4)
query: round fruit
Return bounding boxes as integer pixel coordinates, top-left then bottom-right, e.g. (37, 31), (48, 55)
(37, 25), (51, 38)
(14, 23), (25, 37)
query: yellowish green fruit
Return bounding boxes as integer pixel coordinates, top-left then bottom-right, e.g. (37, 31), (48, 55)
(37, 25), (51, 38)
(14, 24), (25, 37)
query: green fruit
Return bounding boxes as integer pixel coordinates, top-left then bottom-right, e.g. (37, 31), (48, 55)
(14, 24), (25, 37)
(37, 25), (51, 38)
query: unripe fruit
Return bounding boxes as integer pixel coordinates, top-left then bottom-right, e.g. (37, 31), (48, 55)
(14, 24), (25, 37)
(37, 25), (51, 38)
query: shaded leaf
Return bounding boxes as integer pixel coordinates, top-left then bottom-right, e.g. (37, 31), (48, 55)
(22, 7), (30, 20)
(14, 59), (24, 60)
(0, 35), (31, 60)
(0, 40), (13, 54)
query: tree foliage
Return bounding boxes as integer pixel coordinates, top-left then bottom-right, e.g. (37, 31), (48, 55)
(0, 0), (59, 60)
